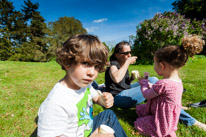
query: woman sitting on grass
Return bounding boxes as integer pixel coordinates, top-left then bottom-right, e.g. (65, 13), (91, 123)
(134, 35), (205, 136)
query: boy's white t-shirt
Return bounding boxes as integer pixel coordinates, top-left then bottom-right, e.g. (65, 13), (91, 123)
(37, 82), (98, 137)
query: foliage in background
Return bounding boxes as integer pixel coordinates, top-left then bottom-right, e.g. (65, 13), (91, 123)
(1, 0), (205, 62)
(0, 0), (87, 62)
(172, 0), (206, 20)
(133, 12), (190, 64)
(46, 17), (87, 61)
(133, 11), (206, 64)
(0, 0), (49, 61)
(0, 0), (24, 60)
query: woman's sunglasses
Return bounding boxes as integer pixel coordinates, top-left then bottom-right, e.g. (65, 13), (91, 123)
(119, 51), (131, 55)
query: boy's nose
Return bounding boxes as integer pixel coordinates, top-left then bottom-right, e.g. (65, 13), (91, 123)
(87, 67), (95, 76)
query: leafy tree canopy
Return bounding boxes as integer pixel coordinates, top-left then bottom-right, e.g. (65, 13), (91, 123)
(172, 0), (206, 20)
(46, 16), (87, 60)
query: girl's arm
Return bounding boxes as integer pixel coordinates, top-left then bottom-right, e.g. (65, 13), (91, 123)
(139, 79), (158, 99)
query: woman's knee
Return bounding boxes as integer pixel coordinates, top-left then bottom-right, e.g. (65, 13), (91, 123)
(114, 100), (135, 109)
(149, 76), (159, 84)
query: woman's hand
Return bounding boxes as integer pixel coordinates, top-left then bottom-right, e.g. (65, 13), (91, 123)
(127, 56), (137, 65)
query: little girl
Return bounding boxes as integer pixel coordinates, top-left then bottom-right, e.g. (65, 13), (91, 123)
(134, 35), (205, 137)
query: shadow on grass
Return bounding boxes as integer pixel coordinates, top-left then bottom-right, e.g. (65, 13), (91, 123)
(110, 106), (137, 126)
(30, 116), (38, 137)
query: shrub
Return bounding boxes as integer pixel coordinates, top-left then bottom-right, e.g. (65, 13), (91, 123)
(133, 11), (205, 64)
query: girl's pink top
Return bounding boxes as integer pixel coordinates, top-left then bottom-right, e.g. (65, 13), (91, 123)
(134, 79), (183, 137)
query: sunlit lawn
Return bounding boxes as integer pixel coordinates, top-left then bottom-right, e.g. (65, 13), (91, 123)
(0, 55), (206, 136)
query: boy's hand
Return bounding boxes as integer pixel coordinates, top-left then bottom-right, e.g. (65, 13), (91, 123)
(102, 92), (114, 108)
(90, 128), (114, 137)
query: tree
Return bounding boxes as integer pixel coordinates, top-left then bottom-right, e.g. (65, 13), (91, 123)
(0, 0), (87, 61)
(172, 0), (206, 20)
(14, 0), (49, 61)
(0, 0), (15, 60)
(11, 10), (27, 45)
(0, 0), (31, 61)
(102, 42), (109, 51)
(47, 16), (87, 60)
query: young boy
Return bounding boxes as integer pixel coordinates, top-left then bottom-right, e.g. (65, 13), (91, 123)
(37, 34), (127, 137)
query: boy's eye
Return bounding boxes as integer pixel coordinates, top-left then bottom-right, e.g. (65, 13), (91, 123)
(81, 62), (100, 71)
(95, 65), (100, 70)
(81, 62), (90, 66)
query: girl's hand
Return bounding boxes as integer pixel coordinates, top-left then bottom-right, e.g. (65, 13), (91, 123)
(148, 82), (153, 89)
(139, 79), (149, 86)
(102, 92), (114, 108)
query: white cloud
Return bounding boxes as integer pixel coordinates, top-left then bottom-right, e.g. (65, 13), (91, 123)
(85, 27), (99, 33)
(92, 18), (108, 23)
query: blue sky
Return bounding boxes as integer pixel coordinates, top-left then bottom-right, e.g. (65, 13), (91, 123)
(12, 0), (175, 45)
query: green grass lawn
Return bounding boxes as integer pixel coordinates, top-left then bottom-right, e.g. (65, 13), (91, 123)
(0, 56), (206, 137)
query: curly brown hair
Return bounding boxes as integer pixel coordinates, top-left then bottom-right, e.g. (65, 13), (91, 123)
(56, 34), (109, 72)
(155, 35), (205, 68)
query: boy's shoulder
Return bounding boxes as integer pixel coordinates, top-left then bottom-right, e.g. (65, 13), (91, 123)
(47, 83), (93, 103)
(44, 83), (76, 105)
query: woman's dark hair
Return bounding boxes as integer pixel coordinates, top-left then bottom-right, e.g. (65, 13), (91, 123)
(110, 41), (130, 61)
(155, 35), (205, 68)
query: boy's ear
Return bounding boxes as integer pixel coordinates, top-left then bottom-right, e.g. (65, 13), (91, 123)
(64, 65), (69, 70)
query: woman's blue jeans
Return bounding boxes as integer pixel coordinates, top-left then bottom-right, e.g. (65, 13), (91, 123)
(180, 109), (196, 126)
(92, 109), (127, 137)
(114, 77), (158, 109)
(113, 77), (196, 126)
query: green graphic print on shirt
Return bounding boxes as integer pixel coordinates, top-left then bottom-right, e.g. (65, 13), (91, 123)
(76, 88), (93, 137)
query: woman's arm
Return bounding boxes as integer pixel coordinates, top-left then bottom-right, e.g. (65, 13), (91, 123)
(109, 56), (137, 83)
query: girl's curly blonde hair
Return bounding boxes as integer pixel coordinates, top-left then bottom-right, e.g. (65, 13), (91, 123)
(182, 35), (205, 57)
(155, 35), (205, 68)
(56, 34), (109, 72)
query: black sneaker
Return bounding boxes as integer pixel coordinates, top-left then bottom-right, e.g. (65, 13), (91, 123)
(183, 88), (186, 92)
(189, 100), (206, 107)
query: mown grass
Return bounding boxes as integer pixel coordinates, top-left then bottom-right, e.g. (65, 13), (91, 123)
(0, 56), (206, 137)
